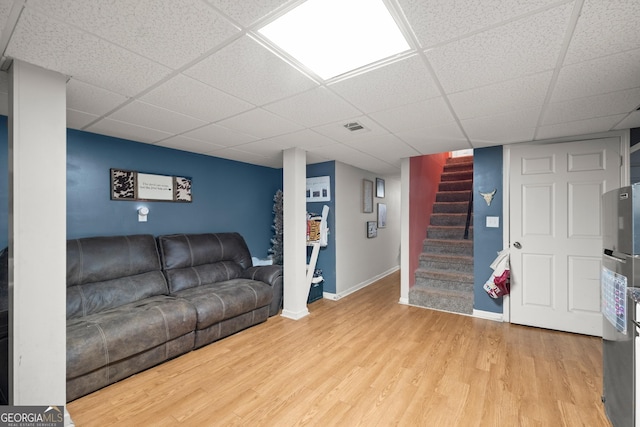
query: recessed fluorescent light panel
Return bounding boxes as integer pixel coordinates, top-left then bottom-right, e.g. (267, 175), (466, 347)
(258, 0), (410, 80)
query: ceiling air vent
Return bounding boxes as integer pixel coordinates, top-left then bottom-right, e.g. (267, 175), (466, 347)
(343, 122), (366, 132)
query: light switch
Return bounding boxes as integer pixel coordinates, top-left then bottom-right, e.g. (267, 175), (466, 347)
(486, 216), (499, 228)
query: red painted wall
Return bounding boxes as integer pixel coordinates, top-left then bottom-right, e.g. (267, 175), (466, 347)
(409, 152), (449, 287)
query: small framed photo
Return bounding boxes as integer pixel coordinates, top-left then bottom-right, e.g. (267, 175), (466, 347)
(366, 221), (377, 238)
(376, 178), (385, 198)
(377, 203), (387, 228)
(363, 179), (374, 213)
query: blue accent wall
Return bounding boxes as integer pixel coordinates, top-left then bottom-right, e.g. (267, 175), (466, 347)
(473, 145), (504, 313)
(306, 161), (336, 294)
(1, 119), (282, 257)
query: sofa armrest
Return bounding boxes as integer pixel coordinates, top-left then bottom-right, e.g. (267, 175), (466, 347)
(242, 265), (283, 316)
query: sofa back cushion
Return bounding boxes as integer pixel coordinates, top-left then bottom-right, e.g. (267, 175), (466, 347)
(158, 233), (253, 293)
(66, 235), (168, 319)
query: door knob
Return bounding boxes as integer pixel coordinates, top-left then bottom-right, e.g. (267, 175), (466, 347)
(513, 242), (522, 249)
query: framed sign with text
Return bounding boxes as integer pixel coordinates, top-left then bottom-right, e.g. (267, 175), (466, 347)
(110, 169), (192, 202)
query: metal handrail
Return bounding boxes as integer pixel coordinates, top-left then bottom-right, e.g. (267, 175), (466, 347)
(463, 190), (473, 240)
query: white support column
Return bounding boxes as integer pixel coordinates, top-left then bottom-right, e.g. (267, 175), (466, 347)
(399, 157), (410, 304)
(281, 147), (309, 320)
(8, 60), (67, 405)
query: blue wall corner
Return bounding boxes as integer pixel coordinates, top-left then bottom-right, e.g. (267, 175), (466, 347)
(306, 161), (336, 295)
(473, 146), (505, 313)
(1, 121), (283, 257)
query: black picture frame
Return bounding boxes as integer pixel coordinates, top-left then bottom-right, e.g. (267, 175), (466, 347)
(376, 177), (385, 198)
(367, 221), (377, 238)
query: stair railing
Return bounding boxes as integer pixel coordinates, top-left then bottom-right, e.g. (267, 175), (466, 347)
(463, 190), (473, 240)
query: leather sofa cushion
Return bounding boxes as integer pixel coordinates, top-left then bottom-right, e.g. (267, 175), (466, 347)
(67, 295), (196, 379)
(172, 279), (273, 330)
(67, 270), (168, 319)
(66, 235), (168, 319)
(163, 261), (244, 294)
(67, 235), (162, 286)
(158, 233), (252, 283)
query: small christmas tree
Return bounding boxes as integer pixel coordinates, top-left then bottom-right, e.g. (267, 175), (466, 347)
(269, 189), (284, 265)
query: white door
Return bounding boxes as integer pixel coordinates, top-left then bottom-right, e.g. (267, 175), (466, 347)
(509, 138), (621, 336)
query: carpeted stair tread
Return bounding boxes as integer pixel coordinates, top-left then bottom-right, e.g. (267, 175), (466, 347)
(430, 213), (473, 226)
(427, 225), (473, 239)
(419, 253), (473, 271)
(432, 201), (469, 213)
(408, 287), (473, 314)
(436, 190), (471, 203)
(414, 268), (474, 286)
(439, 180), (473, 192)
(441, 170), (473, 182)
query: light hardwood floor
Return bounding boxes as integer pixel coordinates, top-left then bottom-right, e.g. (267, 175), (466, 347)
(67, 271), (612, 426)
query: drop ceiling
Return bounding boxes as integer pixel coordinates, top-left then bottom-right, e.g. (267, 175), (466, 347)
(0, 0), (638, 176)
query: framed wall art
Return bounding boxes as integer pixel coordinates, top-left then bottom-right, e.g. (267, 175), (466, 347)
(363, 179), (374, 213)
(367, 221), (377, 238)
(376, 177), (385, 198)
(110, 169), (192, 202)
(377, 203), (387, 228)
(306, 175), (331, 202)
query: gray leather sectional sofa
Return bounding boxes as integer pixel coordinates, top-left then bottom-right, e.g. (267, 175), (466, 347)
(1, 232), (283, 402)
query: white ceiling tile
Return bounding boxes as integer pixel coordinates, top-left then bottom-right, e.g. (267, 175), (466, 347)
(86, 118), (173, 144)
(6, 7), (171, 96)
(564, 0), (640, 65)
(184, 35), (317, 106)
(26, 0), (240, 68)
(329, 56), (440, 113)
(217, 108), (303, 139)
(614, 111), (640, 130)
(551, 49), (640, 102)
(306, 151), (331, 166)
(182, 123), (258, 147)
(67, 109), (98, 130)
(209, 147), (281, 168)
(155, 135), (226, 155)
(0, 1), (11, 28)
(66, 79), (128, 116)
(307, 143), (397, 174)
(463, 107), (540, 145)
(312, 115), (389, 143)
(141, 74), (253, 123)
(543, 88), (640, 126)
(369, 97), (455, 133)
(427, 3), (573, 93)
(399, 0), (565, 48)
(109, 101), (207, 134)
(206, 0), (294, 27)
(264, 87), (361, 127)
(396, 122), (470, 154)
(343, 134), (421, 165)
(233, 139), (287, 158)
(536, 114), (629, 140)
(259, 129), (337, 150)
(447, 72), (552, 120)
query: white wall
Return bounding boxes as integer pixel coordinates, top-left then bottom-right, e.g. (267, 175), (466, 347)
(333, 162), (400, 298)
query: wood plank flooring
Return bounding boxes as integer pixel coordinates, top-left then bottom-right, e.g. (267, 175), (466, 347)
(67, 271), (612, 426)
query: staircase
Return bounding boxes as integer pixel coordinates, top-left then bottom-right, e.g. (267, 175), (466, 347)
(409, 156), (474, 315)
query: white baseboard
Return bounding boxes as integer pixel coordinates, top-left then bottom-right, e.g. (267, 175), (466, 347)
(473, 309), (503, 322)
(398, 297), (409, 305)
(281, 308), (310, 320)
(322, 266), (400, 301)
